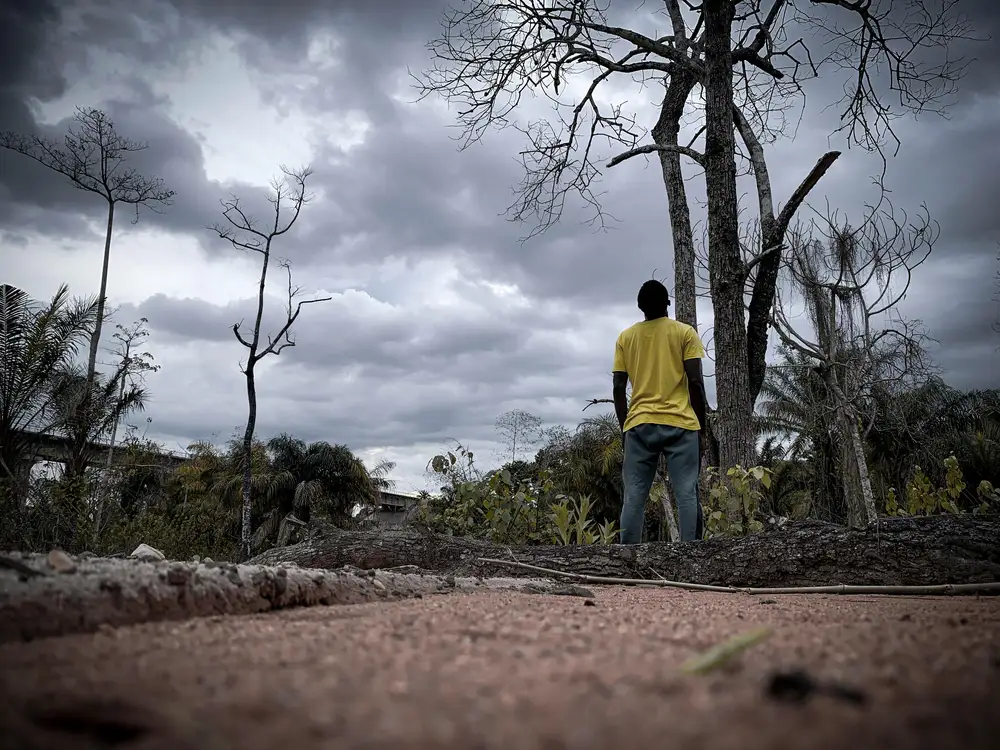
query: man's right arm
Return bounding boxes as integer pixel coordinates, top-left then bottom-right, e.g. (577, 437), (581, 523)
(683, 357), (708, 433)
(684, 357), (709, 467)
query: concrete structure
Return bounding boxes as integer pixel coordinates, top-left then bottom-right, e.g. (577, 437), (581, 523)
(352, 489), (425, 528)
(13, 430), (187, 473)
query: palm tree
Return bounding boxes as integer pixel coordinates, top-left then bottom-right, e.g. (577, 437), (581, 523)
(539, 413), (623, 524)
(0, 283), (99, 508)
(864, 378), (1000, 503)
(200, 434), (394, 552)
(755, 348), (830, 460)
(757, 347), (846, 522)
(54, 365), (148, 479)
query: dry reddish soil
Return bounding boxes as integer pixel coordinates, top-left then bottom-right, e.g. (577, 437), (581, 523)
(2, 587), (999, 749)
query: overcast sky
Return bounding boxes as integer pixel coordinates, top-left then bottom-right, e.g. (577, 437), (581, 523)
(3, 0), (998, 492)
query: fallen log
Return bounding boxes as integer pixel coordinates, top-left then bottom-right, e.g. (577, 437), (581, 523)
(248, 513), (1000, 588)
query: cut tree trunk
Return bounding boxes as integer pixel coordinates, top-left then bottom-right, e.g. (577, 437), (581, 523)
(248, 513), (1000, 588)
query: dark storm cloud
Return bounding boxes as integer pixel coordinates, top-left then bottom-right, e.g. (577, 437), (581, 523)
(2, 0), (997, 416)
(0, 0), (64, 133)
(952, 0), (1000, 95)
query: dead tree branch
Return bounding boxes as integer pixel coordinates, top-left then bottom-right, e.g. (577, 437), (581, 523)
(769, 200), (939, 526)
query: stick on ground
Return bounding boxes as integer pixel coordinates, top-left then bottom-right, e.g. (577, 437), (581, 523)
(476, 557), (1000, 596)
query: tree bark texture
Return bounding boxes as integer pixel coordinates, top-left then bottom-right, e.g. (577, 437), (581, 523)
(702, 0), (755, 471)
(67, 200), (117, 488)
(85, 200), (115, 398)
(248, 513), (1000, 588)
(241, 369), (257, 562)
(653, 73), (699, 330)
(828, 375), (878, 528)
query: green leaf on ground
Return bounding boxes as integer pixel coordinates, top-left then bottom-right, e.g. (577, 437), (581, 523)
(680, 627), (772, 675)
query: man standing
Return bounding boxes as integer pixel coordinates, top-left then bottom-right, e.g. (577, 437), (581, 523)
(612, 279), (709, 543)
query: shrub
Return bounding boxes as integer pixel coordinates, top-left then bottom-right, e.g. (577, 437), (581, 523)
(885, 455), (994, 518)
(421, 445), (619, 545)
(702, 465), (770, 538)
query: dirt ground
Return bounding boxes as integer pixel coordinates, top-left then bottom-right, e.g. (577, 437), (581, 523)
(2, 586), (999, 750)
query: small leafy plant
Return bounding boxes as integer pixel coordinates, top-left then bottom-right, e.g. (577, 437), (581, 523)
(422, 445), (606, 545)
(702, 465), (770, 538)
(884, 455), (992, 517)
(549, 494), (620, 545)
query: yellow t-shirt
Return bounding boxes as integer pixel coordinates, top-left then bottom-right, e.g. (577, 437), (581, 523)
(613, 317), (705, 433)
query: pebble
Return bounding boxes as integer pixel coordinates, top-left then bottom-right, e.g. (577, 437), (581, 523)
(47, 549), (77, 574)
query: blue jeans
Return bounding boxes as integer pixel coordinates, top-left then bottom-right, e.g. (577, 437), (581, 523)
(620, 422), (703, 543)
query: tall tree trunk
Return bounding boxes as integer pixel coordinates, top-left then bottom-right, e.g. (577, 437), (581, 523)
(239, 241), (272, 561)
(241, 367), (257, 561)
(702, 0), (754, 471)
(825, 374), (877, 528)
(93, 369), (128, 545)
(85, 200), (115, 393)
(653, 73), (698, 330)
(67, 200), (117, 489)
(653, 73), (711, 537)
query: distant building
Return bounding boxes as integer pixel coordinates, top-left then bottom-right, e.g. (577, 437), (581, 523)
(376, 489), (422, 526)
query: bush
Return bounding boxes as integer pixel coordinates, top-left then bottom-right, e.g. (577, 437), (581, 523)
(420, 445), (619, 545)
(885, 455), (994, 518)
(99, 495), (236, 560)
(702, 465), (770, 538)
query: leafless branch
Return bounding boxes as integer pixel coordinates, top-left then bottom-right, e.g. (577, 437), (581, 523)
(797, 0), (978, 156)
(606, 142), (705, 168)
(772, 200), (938, 399)
(0, 107), (175, 209)
(256, 261), (333, 360)
(582, 397), (614, 412)
(208, 166), (330, 365)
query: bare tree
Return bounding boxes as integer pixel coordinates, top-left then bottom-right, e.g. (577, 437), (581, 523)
(495, 409), (543, 463)
(418, 0), (974, 471)
(1, 108), (175, 450)
(210, 167), (332, 560)
(771, 202), (937, 527)
(94, 318), (160, 541)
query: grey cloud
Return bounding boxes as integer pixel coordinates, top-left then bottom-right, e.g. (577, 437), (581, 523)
(0, 0), (65, 133)
(130, 318), (618, 454)
(3, 0), (999, 469)
(951, 0), (1000, 95)
(121, 286), (609, 387)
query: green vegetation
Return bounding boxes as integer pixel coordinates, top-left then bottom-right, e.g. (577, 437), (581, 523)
(2, 283), (996, 562)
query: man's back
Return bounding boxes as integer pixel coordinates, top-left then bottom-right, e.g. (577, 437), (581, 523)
(613, 317), (704, 433)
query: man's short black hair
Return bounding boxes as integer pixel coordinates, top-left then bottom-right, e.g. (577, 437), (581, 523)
(637, 279), (670, 316)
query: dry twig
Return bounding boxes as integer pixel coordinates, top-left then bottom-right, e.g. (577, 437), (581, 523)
(477, 557), (1000, 596)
